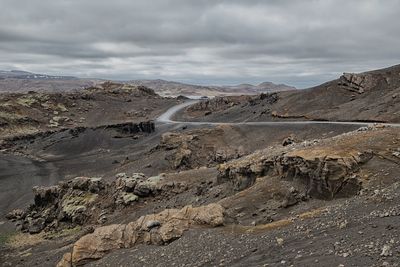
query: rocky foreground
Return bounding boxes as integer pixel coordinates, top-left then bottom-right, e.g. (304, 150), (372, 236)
(2, 124), (399, 266)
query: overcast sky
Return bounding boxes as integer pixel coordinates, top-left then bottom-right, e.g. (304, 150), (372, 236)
(0, 0), (399, 88)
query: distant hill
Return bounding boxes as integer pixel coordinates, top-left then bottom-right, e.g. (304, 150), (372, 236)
(220, 82), (296, 94)
(0, 70), (296, 95)
(0, 70), (77, 80)
(128, 79), (296, 97)
(0, 70), (100, 93)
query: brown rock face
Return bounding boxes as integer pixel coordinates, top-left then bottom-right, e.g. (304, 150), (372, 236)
(274, 152), (372, 199)
(160, 132), (196, 168)
(57, 203), (224, 266)
(218, 144), (373, 199)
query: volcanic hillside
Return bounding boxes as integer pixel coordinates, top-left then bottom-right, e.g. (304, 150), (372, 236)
(180, 64), (400, 123)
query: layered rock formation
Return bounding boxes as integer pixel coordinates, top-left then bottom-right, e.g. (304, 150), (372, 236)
(218, 134), (374, 199)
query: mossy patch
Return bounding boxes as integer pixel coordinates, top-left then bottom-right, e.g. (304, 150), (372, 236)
(57, 103), (68, 112)
(0, 111), (24, 122)
(44, 226), (82, 240)
(0, 231), (17, 246)
(61, 193), (98, 216)
(16, 96), (38, 107)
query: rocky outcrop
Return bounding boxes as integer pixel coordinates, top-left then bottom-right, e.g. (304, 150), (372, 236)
(339, 72), (378, 94)
(160, 132), (197, 169)
(187, 96), (243, 112)
(57, 203), (225, 266)
(86, 81), (157, 97)
(7, 173), (186, 234)
(0, 121), (155, 150)
(101, 121), (155, 135)
(159, 131), (244, 169)
(218, 145), (373, 199)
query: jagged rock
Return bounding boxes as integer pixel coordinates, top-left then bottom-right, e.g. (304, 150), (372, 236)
(115, 173), (144, 192)
(187, 96), (241, 112)
(282, 134), (299, 146)
(172, 148), (192, 169)
(160, 132), (197, 150)
(116, 192), (139, 205)
(12, 177), (106, 233)
(6, 209), (25, 220)
(259, 92), (278, 103)
(70, 177), (104, 193)
(339, 72), (377, 94)
(57, 204), (225, 266)
(211, 148), (244, 164)
(162, 132), (194, 169)
(9, 172), (185, 234)
(26, 217), (46, 234)
(33, 185), (60, 207)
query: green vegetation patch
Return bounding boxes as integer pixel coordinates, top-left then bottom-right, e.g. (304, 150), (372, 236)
(0, 231), (17, 246)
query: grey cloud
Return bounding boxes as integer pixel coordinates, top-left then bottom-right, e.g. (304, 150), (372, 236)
(0, 0), (399, 88)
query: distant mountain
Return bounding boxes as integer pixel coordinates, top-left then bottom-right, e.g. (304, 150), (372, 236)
(128, 79), (296, 97)
(0, 70), (77, 80)
(0, 70), (100, 93)
(128, 79), (221, 97)
(221, 82), (296, 94)
(0, 70), (296, 95)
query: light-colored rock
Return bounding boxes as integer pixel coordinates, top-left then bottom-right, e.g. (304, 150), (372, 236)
(116, 192), (139, 205)
(381, 244), (392, 257)
(58, 203), (225, 266)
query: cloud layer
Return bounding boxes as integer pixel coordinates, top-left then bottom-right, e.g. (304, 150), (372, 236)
(1, 0), (399, 87)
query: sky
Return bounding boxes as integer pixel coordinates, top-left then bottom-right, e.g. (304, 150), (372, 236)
(0, 0), (399, 88)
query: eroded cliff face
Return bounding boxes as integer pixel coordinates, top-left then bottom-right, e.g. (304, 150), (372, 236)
(217, 125), (400, 200)
(218, 148), (372, 199)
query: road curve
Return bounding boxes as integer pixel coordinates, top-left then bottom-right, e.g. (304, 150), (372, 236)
(156, 100), (400, 128)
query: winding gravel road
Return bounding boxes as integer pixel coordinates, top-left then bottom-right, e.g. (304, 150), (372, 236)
(157, 100), (400, 127)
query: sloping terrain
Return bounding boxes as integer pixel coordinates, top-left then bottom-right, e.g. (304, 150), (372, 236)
(179, 65), (400, 123)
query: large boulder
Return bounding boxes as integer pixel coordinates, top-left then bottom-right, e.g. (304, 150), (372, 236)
(57, 203), (225, 266)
